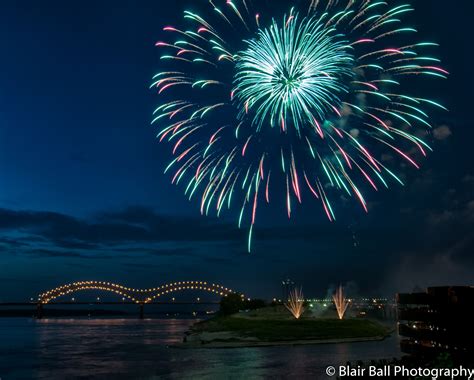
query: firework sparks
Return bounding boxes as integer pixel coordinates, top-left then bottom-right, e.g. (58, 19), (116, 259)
(152, 1), (447, 251)
(285, 287), (305, 319)
(234, 14), (354, 133)
(333, 284), (349, 320)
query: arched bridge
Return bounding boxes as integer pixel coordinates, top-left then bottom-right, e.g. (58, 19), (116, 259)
(39, 280), (239, 304)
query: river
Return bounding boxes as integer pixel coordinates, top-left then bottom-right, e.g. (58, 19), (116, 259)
(0, 318), (402, 379)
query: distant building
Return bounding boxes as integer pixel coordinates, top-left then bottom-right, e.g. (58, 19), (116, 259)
(397, 286), (474, 359)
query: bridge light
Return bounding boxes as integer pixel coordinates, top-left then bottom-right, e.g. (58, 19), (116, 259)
(172, 297), (175, 302)
(197, 297), (200, 302)
(97, 297), (100, 302)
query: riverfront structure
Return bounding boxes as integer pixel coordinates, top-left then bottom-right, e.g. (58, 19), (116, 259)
(397, 286), (474, 360)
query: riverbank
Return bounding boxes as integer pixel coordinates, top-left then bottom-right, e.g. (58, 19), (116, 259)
(181, 307), (393, 348)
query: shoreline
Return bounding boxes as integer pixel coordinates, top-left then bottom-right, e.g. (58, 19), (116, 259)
(177, 333), (392, 349)
(177, 316), (395, 349)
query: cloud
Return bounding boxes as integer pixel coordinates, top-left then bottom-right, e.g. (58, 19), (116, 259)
(0, 206), (344, 264)
(462, 174), (474, 184)
(0, 207), (244, 246)
(0, 206), (252, 264)
(380, 153), (395, 163)
(24, 248), (102, 259)
(433, 125), (452, 140)
(0, 205), (357, 256)
(382, 235), (474, 294)
(0, 237), (31, 248)
(349, 128), (360, 138)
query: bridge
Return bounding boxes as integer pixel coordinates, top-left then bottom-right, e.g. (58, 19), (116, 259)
(33, 280), (240, 318)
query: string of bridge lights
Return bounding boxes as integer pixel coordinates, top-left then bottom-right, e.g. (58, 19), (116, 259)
(38, 280), (239, 304)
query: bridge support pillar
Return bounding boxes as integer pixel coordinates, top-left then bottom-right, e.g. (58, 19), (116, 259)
(36, 302), (43, 319)
(139, 303), (144, 319)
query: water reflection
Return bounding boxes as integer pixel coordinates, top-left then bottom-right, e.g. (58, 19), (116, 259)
(0, 318), (401, 379)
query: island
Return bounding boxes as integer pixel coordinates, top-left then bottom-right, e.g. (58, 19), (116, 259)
(181, 306), (393, 348)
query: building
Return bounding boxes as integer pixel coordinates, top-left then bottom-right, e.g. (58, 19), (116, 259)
(397, 286), (474, 359)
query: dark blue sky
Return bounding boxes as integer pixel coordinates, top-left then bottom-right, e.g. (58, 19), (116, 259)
(0, 0), (473, 300)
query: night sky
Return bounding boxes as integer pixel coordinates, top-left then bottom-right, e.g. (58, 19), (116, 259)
(0, 0), (473, 300)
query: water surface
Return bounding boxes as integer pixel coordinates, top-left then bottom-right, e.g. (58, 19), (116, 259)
(0, 318), (402, 379)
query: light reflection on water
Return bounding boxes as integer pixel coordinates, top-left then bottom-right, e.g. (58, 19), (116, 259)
(0, 318), (402, 379)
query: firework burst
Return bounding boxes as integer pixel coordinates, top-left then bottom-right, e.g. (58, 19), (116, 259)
(152, 1), (447, 251)
(234, 14), (354, 133)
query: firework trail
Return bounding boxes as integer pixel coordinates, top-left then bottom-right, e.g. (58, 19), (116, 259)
(152, 0), (447, 251)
